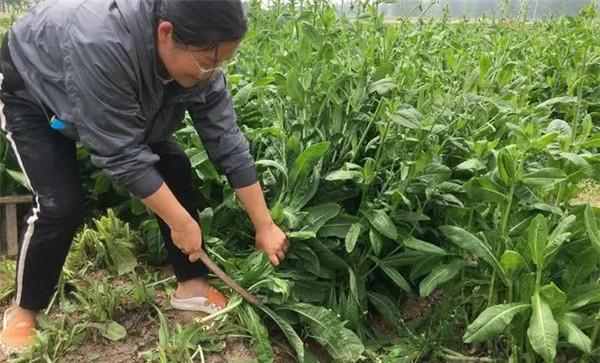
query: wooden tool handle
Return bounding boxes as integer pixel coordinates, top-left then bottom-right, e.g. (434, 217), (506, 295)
(197, 250), (264, 308)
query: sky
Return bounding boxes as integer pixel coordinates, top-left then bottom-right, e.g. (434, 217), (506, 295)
(329, 0), (598, 19)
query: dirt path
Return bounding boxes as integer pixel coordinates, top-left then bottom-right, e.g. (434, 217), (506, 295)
(0, 295), (291, 363)
(570, 180), (600, 208)
(0, 279), (322, 363)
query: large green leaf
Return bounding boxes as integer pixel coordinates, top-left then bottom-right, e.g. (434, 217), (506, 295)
(527, 214), (548, 268)
(419, 259), (467, 297)
(302, 203), (341, 234)
(369, 228), (384, 256)
(440, 226), (505, 280)
(325, 169), (363, 182)
(238, 305), (274, 363)
(544, 215), (575, 259)
(291, 243), (320, 274)
(106, 240), (138, 275)
(345, 223), (362, 253)
(367, 291), (400, 327)
(567, 283), (600, 310)
(500, 250), (525, 279)
(289, 142), (330, 186)
(364, 209), (397, 240)
(238, 251), (275, 286)
(497, 148), (517, 186)
(561, 152), (594, 177)
(463, 303), (530, 343)
(255, 159), (288, 178)
(6, 169), (30, 190)
(319, 213), (361, 238)
(198, 207), (214, 236)
(306, 239), (348, 270)
(261, 306), (305, 362)
(464, 177), (507, 203)
(539, 282), (566, 312)
(369, 77), (397, 95)
(89, 320), (127, 341)
(409, 255), (443, 281)
(455, 158), (486, 173)
(557, 316), (591, 354)
(562, 246), (599, 288)
(581, 134), (600, 148)
(584, 204), (600, 255)
(536, 96), (578, 109)
(280, 303), (364, 362)
(381, 266), (411, 293)
(288, 231), (316, 240)
(233, 82), (254, 104)
(532, 132), (559, 151)
(522, 168), (566, 188)
(403, 237), (447, 256)
(527, 292), (558, 363)
(289, 165), (322, 210)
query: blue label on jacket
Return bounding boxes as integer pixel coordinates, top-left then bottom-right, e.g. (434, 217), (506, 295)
(50, 117), (67, 130)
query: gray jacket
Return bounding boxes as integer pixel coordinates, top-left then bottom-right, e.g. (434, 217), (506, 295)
(8, 0), (257, 198)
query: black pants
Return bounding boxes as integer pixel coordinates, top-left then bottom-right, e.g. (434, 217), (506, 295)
(0, 35), (208, 311)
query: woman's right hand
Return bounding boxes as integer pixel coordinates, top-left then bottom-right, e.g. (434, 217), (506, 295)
(140, 183), (204, 262)
(171, 218), (203, 262)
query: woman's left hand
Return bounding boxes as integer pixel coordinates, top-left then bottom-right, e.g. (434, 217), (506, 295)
(255, 221), (289, 267)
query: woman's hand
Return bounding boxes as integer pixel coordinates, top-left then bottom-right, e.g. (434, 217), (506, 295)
(141, 183), (204, 262)
(255, 221), (289, 266)
(230, 181), (289, 266)
(171, 218), (204, 262)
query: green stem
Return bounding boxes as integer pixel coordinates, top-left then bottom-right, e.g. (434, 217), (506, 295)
(554, 182), (565, 209)
(378, 155), (400, 198)
(506, 281), (516, 359)
(190, 343), (206, 363)
(349, 98), (385, 164)
(45, 290), (59, 315)
(361, 244), (404, 279)
(440, 347), (496, 362)
(590, 307), (600, 350)
(500, 182), (517, 238)
(486, 271), (496, 309)
(194, 298), (242, 325)
(535, 268), (542, 290)
(372, 108), (393, 170)
(571, 44), (588, 142)
(501, 155), (526, 237)
(489, 155), (525, 309)
(145, 275), (176, 288)
(357, 105), (393, 213)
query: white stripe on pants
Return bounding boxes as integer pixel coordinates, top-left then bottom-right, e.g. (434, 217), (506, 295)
(0, 76), (42, 306)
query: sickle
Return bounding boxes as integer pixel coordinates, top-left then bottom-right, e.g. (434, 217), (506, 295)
(197, 250), (264, 308)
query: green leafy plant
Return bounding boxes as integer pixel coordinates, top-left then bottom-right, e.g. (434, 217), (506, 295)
(65, 209), (139, 275)
(70, 277), (127, 341)
(140, 305), (228, 363)
(9, 314), (87, 363)
(0, 257), (15, 302)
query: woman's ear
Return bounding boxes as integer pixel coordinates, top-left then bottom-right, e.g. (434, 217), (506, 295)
(156, 21), (175, 47)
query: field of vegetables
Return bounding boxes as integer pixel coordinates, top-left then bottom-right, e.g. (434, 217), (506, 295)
(1, 0), (600, 362)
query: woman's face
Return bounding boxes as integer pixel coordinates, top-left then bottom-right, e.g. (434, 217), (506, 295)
(156, 21), (239, 88)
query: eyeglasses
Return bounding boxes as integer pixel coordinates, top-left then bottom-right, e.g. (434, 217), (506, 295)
(169, 26), (228, 81)
(185, 45), (223, 81)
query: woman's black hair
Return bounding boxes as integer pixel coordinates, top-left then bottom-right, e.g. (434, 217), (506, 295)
(158, 0), (248, 50)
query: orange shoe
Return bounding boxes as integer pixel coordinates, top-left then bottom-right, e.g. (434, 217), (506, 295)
(170, 286), (229, 314)
(0, 307), (37, 356)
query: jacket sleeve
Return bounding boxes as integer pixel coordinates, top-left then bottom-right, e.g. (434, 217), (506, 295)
(62, 20), (163, 199)
(188, 72), (258, 188)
